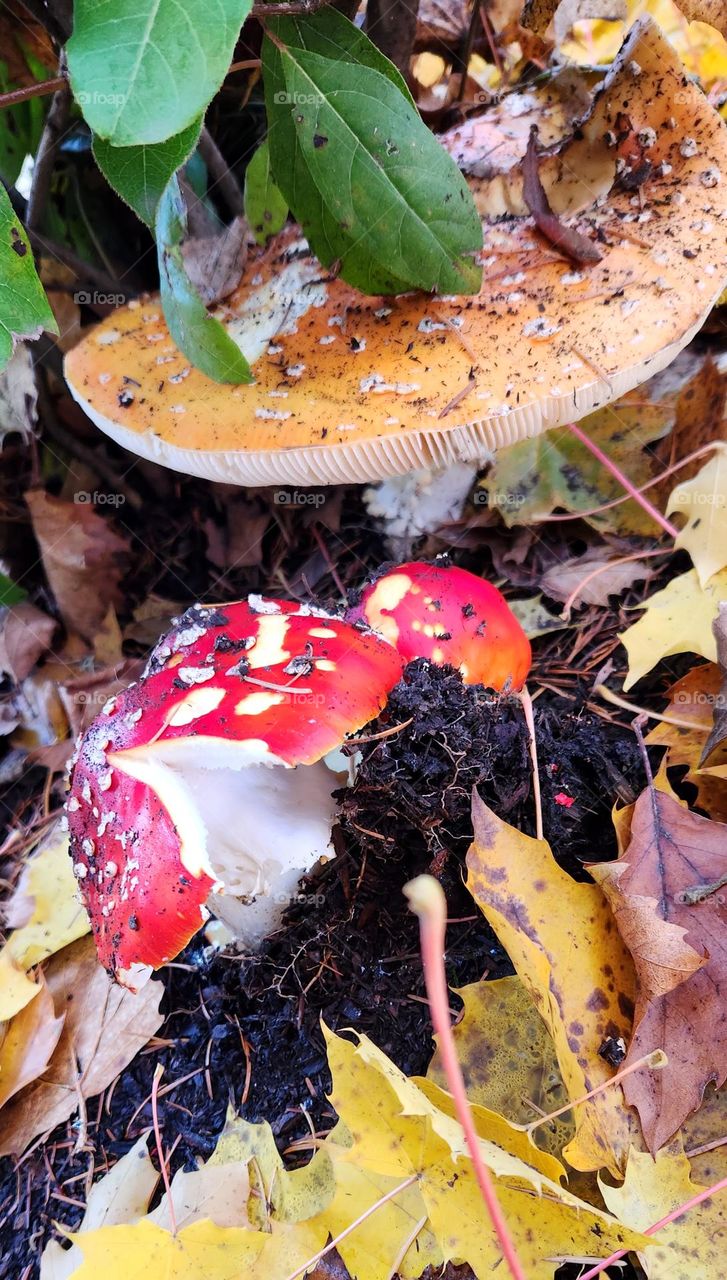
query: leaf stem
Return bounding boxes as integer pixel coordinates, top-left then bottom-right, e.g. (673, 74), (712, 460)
(518, 685), (543, 841)
(567, 423), (679, 538)
(595, 683), (711, 733)
(281, 1172), (419, 1280)
(0, 75), (66, 110)
(405, 875), (527, 1280)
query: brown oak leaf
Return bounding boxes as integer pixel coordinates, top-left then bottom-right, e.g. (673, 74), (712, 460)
(590, 786), (727, 1152)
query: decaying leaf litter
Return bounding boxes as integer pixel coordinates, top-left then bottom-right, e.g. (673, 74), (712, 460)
(1, 0), (727, 1278)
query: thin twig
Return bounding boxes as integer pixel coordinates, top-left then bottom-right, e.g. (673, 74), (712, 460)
(198, 128), (245, 219)
(252, 0), (334, 13)
(27, 229), (126, 294)
(595, 684), (711, 733)
(0, 76), (66, 110)
(26, 61), (69, 233)
(151, 1065), (177, 1236)
(565, 422), (679, 538)
(519, 685), (543, 841)
(281, 1174), (419, 1280)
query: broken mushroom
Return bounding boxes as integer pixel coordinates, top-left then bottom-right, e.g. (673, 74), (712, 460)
(348, 561), (531, 692)
(63, 18), (727, 487)
(66, 597), (403, 978)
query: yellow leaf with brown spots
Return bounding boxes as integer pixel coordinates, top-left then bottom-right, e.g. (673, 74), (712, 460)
(466, 792), (640, 1175)
(600, 1142), (727, 1279)
(326, 1029), (648, 1277)
(427, 977), (574, 1159)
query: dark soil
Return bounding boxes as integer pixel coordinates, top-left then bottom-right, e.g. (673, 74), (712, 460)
(0, 652), (650, 1280)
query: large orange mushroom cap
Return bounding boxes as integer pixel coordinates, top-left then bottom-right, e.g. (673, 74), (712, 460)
(64, 18), (727, 487)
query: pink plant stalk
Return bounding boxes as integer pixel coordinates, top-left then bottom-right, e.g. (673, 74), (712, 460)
(568, 422), (679, 538)
(404, 875), (527, 1280)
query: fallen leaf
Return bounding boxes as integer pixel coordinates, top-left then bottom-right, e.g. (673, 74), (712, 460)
(680, 1081), (727, 1187)
(327, 1029), (646, 1274)
(427, 976), (574, 1158)
(66, 1220), (281, 1280)
(0, 343), (38, 445)
(0, 822), (89, 1021)
(466, 792), (639, 1175)
(590, 785), (727, 1151)
(654, 357), (726, 500)
(25, 489), (130, 642)
(675, 0), (727, 36)
(621, 569), (727, 691)
(523, 0), (626, 43)
(646, 662), (727, 822)
(541, 549), (655, 608)
(0, 601), (56, 682)
(703, 603), (727, 767)
(601, 1142), (727, 1279)
(41, 1136), (159, 1279)
(482, 400), (672, 536)
(0, 978), (65, 1109)
(181, 215), (248, 306)
(667, 446), (727, 586)
(507, 593), (575, 638)
(0, 936), (163, 1156)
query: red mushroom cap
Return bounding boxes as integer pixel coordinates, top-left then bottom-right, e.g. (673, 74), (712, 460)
(66, 597), (403, 978)
(347, 562), (531, 692)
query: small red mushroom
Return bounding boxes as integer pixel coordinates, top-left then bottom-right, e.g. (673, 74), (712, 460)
(66, 597), (403, 980)
(347, 562), (531, 692)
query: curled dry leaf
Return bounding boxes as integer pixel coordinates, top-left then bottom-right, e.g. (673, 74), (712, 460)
(25, 490), (130, 643)
(466, 792), (640, 1176)
(0, 978), (65, 1110)
(646, 662), (727, 823)
(0, 823), (89, 1021)
(675, 0), (727, 36)
(0, 601), (56, 682)
(590, 784), (727, 1152)
(541, 549), (655, 609)
(0, 343), (38, 446)
(702, 603), (727, 767)
(601, 1142), (727, 1280)
(621, 568), (727, 691)
(523, 0), (626, 42)
(0, 936), (163, 1157)
(181, 215), (249, 307)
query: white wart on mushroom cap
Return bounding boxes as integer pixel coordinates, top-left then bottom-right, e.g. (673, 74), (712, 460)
(66, 598), (403, 978)
(64, 18), (727, 488)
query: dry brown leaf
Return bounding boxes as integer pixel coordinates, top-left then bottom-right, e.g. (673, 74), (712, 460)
(541, 549), (655, 608)
(590, 785), (727, 1152)
(523, 0), (626, 43)
(703, 603), (727, 767)
(0, 345), (38, 446)
(0, 937), (163, 1156)
(654, 357), (726, 501)
(25, 490), (130, 642)
(646, 662), (727, 823)
(0, 602), (56, 682)
(0, 979), (65, 1109)
(675, 0), (727, 36)
(181, 215), (249, 306)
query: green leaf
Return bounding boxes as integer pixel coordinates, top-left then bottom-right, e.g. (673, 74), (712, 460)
(93, 117), (203, 226)
(0, 573), (26, 606)
(263, 10), (482, 297)
(67, 0), (252, 146)
(243, 140), (289, 244)
(156, 175), (252, 385)
(0, 185), (57, 372)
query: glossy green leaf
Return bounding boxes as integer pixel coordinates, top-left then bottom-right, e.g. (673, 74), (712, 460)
(263, 10), (482, 296)
(0, 573), (26, 606)
(0, 184), (57, 371)
(243, 140), (288, 244)
(156, 175), (252, 385)
(67, 0), (252, 146)
(93, 117), (203, 226)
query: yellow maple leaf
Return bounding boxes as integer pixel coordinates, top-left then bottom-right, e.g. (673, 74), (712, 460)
(426, 976), (575, 1158)
(466, 793), (640, 1175)
(667, 447), (727, 586)
(69, 1219), (281, 1279)
(600, 1143), (727, 1278)
(621, 569), (727, 691)
(326, 1029), (647, 1276)
(0, 822), (89, 1021)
